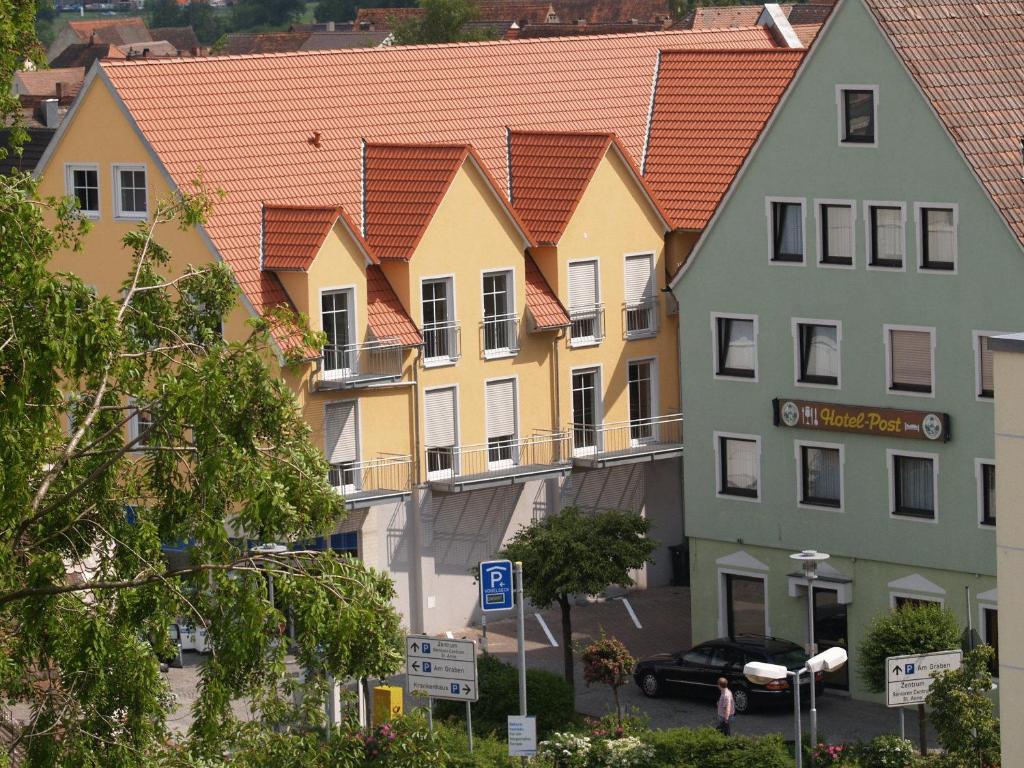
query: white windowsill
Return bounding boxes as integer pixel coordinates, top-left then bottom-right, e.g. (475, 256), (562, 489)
(483, 349), (517, 361)
(423, 358), (457, 369)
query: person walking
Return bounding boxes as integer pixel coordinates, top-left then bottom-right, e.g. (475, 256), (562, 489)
(716, 677), (735, 735)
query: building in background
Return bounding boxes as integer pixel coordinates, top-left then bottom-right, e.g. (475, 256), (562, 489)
(671, 0), (1018, 700)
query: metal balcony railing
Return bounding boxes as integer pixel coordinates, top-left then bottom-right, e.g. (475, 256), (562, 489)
(422, 321), (461, 364)
(427, 431), (571, 491)
(329, 455), (413, 505)
(569, 413), (684, 464)
(623, 296), (659, 339)
(481, 313), (520, 357)
(569, 304), (605, 346)
(315, 340), (404, 389)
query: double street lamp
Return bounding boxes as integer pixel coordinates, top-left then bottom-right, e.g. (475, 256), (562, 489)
(744, 646), (848, 768)
(791, 549), (830, 755)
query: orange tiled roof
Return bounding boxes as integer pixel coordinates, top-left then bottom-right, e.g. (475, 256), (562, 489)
(645, 48), (805, 230)
(96, 28), (782, 348)
(515, 22), (663, 38)
(553, 0), (670, 24)
(67, 17), (150, 46)
(12, 67), (85, 97)
(262, 205), (344, 270)
(525, 254), (570, 329)
(477, 1), (553, 24)
(864, 0), (1024, 252)
(366, 265), (422, 345)
(355, 7), (424, 29)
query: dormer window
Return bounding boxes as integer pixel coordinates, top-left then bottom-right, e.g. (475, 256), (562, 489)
(838, 86), (877, 146)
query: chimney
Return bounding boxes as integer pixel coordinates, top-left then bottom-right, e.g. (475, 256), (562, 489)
(506, 21), (520, 38)
(89, 31), (96, 45)
(190, 46), (199, 56)
(142, 47), (150, 57)
(42, 98), (59, 128)
(326, 20), (335, 31)
(55, 82), (65, 100)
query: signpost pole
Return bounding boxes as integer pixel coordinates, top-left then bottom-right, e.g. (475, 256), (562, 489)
(466, 702), (473, 753)
(793, 670), (803, 768)
(515, 561), (527, 717)
(427, 698), (433, 733)
(899, 708), (905, 740)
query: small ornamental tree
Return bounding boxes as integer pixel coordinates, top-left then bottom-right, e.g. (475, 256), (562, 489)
(581, 634), (635, 724)
(858, 602), (961, 756)
(927, 645), (1001, 767)
(499, 507), (657, 689)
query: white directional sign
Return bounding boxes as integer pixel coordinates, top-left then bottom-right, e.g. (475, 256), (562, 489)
(508, 716), (537, 757)
(886, 649), (962, 707)
(406, 635), (478, 702)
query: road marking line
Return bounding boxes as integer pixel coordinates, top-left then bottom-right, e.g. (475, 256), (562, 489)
(619, 598), (642, 629)
(534, 613), (558, 646)
(445, 631), (454, 639)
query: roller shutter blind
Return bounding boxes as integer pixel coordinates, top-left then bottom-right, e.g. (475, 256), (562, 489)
(485, 379), (517, 439)
(979, 335), (994, 396)
(424, 387), (457, 447)
(890, 330), (932, 389)
(623, 254), (654, 305)
(568, 260), (598, 309)
(325, 401), (357, 463)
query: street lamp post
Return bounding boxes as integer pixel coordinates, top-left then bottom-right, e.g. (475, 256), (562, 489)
(250, 542), (288, 607)
(791, 549), (830, 761)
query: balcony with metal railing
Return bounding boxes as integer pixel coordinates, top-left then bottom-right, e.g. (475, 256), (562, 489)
(329, 454), (413, 509)
(569, 413), (683, 469)
(313, 340), (405, 390)
(568, 304), (605, 347)
(480, 313), (520, 358)
(422, 321), (462, 366)
(622, 296), (659, 339)
(427, 431), (572, 493)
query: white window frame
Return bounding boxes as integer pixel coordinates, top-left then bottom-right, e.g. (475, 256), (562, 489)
(887, 448), (939, 524)
(484, 375), (519, 470)
(814, 199), (857, 269)
(481, 267), (516, 360)
(112, 163), (148, 220)
(978, 600), (998, 679)
(566, 257), (602, 348)
(713, 431), (762, 503)
(835, 84), (879, 148)
(623, 250), (658, 340)
(794, 439), (845, 512)
(128, 397), (152, 453)
(717, 568), (770, 638)
(319, 285), (357, 381)
(883, 324), (936, 399)
(791, 317), (842, 389)
(711, 312), (759, 383)
(765, 196), (807, 266)
(423, 383), (460, 480)
(570, 364), (603, 457)
(976, 458), (996, 529)
(626, 356), (659, 446)
(64, 162), (100, 218)
(420, 274), (457, 368)
(889, 592), (944, 609)
(972, 330), (1002, 402)
(864, 201), (906, 271)
(913, 202), (959, 274)
(324, 398), (361, 495)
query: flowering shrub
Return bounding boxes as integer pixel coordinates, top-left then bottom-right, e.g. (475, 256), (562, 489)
(581, 635), (635, 724)
(813, 742), (853, 767)
(590, 735), (655, 768)
(859, 735), (917, 768)
(583, 712), (648, 740)
(539, 727), (655, 768)
(538, 732), (593, 768)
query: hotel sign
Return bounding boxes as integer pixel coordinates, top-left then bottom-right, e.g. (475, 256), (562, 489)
(772, 399), (950, 442)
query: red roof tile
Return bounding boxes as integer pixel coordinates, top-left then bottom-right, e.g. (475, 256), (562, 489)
(515, 22), (663, 38)
(644, 48), (805, 230)
(366, 265), (422, 345)
(355, 7), (424, 29)
(553, 0), (670, 24)
(67, 17), (150, 46)
(96, 28), (781, 348)
(262, 205), (343, 270)
(863, 0), (1024, 252)
(12, 67), (85, 97)
(524, 254), (570, 329)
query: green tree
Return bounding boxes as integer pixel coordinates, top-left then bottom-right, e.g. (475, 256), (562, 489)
(581, 634), (635, 724)
(1, 0), (44, 158)
(499, 507), (657, 689)
(232, 0), (306, 32)
(147, 0), (183, 29)
(927, 646), (1001, 767)
(0, 169), (406, 764)
(182, 3), (225, 46)
(391, 0), (495, 45)
(858, 603), (961, 756)
(314, 0), (358, 23)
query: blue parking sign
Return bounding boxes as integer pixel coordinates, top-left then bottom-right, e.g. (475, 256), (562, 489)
(480, 559), (515, 612)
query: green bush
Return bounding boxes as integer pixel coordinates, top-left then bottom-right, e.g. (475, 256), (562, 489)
(852, 735), (917, 768)
(643, 727), (793, 768)
(435, 724), (523, 768)
(434, 653), (577, 739)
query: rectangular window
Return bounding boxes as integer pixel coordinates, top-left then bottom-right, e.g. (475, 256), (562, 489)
(920, 207), (956, 271)
(321, 289), (353, 377)
(628, 360), (654, 442)
(869, 205), (904, 267)
(624, 253), (656, 337)
(771, 201), (804, 263)
(131, 405), (154, 449)
(485, 378), (517, 468)
(330, 531), (359, 558)
(820, 204), (854, 266)
(977, 334), (994, 398)
(799, 444), (841, 508)
(67, 165), (99, 215)
(568, 260), (601, 344)
(891, 452), (936, 520)
(422, 278), (455, 362)
(325, 401), (358, 492)
(715, 316), (756, 379)
(797, 322), (840, 386)
(979, 461), (996, 526)
(114, 165), (147, 217)
(724, 574), (766, 637)
(424, 387), (458, 478)
(841, 88), (875, 144)
(482, 271), (514, 355)
(888, 327), (933, 394)
(983, 607), (999, 675)
(571, 368), (600, 455)
(718, 435), (759, 499)
(894, 595), (940, 610)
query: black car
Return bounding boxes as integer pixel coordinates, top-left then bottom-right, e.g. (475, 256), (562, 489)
(633, 635), (825, 713)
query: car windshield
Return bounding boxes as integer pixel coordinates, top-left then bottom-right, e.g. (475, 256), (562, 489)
(767, 648), (809, 669)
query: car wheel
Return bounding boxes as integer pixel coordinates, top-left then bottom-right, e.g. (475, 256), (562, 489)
(639, 673), (660, 698)
(733, 685), (751, 714)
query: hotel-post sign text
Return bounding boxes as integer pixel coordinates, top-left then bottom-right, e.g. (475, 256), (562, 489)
(772, 399), (951, 442)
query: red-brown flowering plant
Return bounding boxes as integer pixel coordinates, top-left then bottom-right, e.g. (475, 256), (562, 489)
(581, 633), (635, 725)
